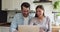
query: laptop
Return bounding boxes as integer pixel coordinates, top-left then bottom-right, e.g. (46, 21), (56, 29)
(18, 25), (39, 32)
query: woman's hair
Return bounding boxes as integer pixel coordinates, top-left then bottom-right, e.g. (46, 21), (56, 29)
(35, 5), (45, 17)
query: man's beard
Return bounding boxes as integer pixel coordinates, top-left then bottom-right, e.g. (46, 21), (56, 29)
(23, 14), (29, 17)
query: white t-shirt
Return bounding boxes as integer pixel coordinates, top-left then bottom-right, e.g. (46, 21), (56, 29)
(23, 17), (29, 25)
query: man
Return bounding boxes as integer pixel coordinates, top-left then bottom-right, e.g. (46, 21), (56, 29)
(10, 2), (31, 32)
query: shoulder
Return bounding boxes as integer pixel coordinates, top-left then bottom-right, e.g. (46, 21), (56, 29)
(15, 13), (22, 16)
(13, 13), (23, 20)
(45, 16), (50, 19)
(30, 17), (37, 21)
(14, 13), (22, 17)
(45, 16), (50, 22)
(29, 17), (37, 23)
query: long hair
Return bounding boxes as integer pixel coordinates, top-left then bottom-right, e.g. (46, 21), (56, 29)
(35, 5), (45, 17)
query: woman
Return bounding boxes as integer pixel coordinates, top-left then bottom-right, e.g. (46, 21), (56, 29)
(30, 5), (51, 32)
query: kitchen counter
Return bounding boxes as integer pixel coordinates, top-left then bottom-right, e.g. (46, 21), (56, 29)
(0, 23), (10, 32)
(52, 26), (60, 28)
(52, 26), (60, 32)
(0, 26), (10, 32)
(0, 23), (11, 27)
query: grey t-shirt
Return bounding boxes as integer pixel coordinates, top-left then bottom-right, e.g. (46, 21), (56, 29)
(30, 16), (50, 32)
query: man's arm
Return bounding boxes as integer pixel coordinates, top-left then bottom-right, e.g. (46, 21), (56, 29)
(10, 14), (18, 32)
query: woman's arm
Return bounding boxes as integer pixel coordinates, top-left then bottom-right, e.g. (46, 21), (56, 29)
(29, 18), (35, 25)
(29, 19), (34, 25)
(47, 17), (52, 32)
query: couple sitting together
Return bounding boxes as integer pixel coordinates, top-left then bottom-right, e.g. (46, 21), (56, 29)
(10, 2), (51, 32)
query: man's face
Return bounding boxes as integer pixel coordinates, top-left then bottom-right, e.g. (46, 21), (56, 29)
(22, 6), (30, 17)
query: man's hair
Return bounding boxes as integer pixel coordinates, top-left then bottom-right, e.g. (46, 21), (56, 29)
(21, 2), (30, 10)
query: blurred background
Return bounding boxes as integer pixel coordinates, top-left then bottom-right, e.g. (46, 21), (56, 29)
(0, 0), (60, 32)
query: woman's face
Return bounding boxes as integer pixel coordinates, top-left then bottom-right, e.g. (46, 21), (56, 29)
(36, 8), (44, 17)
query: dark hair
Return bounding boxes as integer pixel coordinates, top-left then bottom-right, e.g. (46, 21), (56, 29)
(35, 5), (45, 17)
(21, 2), (30, 10)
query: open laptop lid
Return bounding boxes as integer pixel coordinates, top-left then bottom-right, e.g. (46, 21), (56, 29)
(18, 25), (39, 32)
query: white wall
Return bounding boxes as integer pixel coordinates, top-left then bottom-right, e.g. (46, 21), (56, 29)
(7, 12), (16, 23)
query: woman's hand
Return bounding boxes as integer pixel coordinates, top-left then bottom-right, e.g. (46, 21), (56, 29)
(39, 28), (45, 32)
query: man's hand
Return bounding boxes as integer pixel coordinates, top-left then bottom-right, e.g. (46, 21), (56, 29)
(14, 30), (18, 32)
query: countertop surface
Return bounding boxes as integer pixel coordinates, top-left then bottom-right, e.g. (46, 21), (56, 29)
(52, 26), (60, 28)
(0, 23), (11, 27)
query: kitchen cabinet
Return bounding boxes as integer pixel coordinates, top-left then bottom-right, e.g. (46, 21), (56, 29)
(2, 0), (35, 10)
(2, 0), (21, 10)
(0, 26), (9, 32)
(2, 0), (11, 10)
(0, 11), (7, 23)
